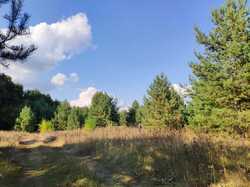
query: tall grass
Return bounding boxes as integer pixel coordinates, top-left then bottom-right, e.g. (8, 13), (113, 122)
(0, 127), (249, 186)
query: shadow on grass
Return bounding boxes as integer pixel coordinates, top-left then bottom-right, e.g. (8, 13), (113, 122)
(0, 135), (249, 187)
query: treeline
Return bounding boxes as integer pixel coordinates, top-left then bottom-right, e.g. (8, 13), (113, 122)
(0, 73), (186, 132)
(0, 0), (249, 135)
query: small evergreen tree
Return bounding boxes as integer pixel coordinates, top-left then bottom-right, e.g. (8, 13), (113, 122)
(89, 92), (119, 127)
(52, 101), (71, 130)
(127, 100), (142, 126)
(15, 106), (35, 132)
(75, 107), (89, 127)
(119, 110), (128, 126)
(67, 108), (80, 130)
(143, 73), (185, 128)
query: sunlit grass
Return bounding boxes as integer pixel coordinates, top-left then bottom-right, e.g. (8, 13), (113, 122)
(0, 127), (249, 186)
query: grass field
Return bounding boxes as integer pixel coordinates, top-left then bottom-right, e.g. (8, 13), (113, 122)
(0, 127), (249, 187)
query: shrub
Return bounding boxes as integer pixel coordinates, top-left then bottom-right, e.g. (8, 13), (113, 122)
(85, 117), (97, 130)
(39, 120), (54, 134)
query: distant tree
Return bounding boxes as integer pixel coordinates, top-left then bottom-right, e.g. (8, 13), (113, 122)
(119, 110), (128, 126)
(143, 73), (185, 128)
(0, 73), (23, 130)
(89, 92), (119, 127)
(24, 90), (59, 129)
(15, 106), (35, 132)
(74, 107), (88, 127)
(67, 108), (80, 130)
(188, 0), (250, 133)
(127, 100), (142, 126)
(0, 0), (36, 67)
(52, 101), (71, 130)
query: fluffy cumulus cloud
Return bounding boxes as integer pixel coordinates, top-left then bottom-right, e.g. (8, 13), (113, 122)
(51, 72), (79, 87)
(0, 13), (92, 89)
(172, 84), (190, 97)
(51, 73), (67, 86)
(70, 87), (97, 107)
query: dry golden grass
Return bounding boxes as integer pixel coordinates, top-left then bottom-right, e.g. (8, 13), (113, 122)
(1, 127), (248, 148)
(0, 127), (249, 186)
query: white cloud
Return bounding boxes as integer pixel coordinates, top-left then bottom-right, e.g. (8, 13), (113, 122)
(117, 99), (130, 112)
(51, 73), (67, 86)
(172, 84), (190, 97)
(50, 72), (79, 87)
(70, 87), (97, 107)
(0, 13), (92, 89)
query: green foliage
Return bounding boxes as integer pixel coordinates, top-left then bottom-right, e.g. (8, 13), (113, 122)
(67, 108), (81, 130)
(119, 110), (128, 126)
(89, 92), (119, 127)
(74, 107), (89, 127)
(0, 74), (23, 130)
(24, 90), (59, 130)
(52, 101), (71, 130)
(119, 111), (128, 126)
(127, 100), (142, 126)
(15, 106), (35, 132)
(39, 120), (54, 134)
(142, 73), (185, 128)
(189, 108), (250, 134)
(85, 117), (97, 130)
(189, 0), (250, 134)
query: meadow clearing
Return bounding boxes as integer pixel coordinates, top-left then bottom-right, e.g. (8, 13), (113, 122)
(0, 127), (249, 187)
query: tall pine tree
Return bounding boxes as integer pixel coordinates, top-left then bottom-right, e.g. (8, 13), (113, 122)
(143, 73), (185, 128)
(189, 0), (250, 133)
(89, 92), (119, 127)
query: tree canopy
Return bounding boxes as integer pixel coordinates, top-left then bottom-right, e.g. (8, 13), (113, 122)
(188, 0), (250, 132)
(0, 73), (23, 130)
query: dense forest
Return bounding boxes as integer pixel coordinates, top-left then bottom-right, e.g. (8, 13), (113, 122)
(0, 0), (249, 136)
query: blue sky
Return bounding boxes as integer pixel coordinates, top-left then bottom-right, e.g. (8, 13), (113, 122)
(1, 0), (226, 107)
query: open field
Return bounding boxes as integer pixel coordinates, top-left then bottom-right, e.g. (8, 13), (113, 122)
(0, 127), (249, 187)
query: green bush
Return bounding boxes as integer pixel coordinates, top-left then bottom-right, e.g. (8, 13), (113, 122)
(39, 119), (54, 134)
(85, 117), (97, 130)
